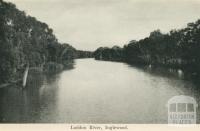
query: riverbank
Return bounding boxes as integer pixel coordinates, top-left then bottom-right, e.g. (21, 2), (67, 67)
(0, 1), (94, 87)
(0, 60), (75, 89)
(94, 57), (200, 84)
(0, 58), (199, 123)
(0, 79), (22, 89)
(94, 19), (200, 77)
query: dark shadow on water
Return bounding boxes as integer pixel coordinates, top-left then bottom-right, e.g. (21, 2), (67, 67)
(125, 62), (200, 124)
(126, 63), (200, 94)
(0, 62), (75, 123)
(126, 63), (200, 83)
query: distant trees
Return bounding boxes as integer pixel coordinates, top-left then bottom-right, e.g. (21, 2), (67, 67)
(94, 19), (200, 73)
(94, 46), (123, 61)
(75, 50), (93, 59)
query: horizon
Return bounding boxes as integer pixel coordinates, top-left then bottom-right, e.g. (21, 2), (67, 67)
(6, 0), (200, 51)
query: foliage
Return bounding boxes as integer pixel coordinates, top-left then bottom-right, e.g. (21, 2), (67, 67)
(0, 1), (89, 84)
(94, 19), (200, 73)
(94, 46), (123, 61)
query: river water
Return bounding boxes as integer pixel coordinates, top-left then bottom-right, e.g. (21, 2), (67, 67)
(0, 58), (199, 123)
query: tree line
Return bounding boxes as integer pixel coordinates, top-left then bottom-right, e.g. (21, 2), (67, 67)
(0, 0), (92, 85)
(94, 19), (200, 74)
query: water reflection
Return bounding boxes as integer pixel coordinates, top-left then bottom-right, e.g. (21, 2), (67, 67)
(127, 64), (186, 79)
(126, 63), (200, 123)
(0, 63), (74, 123)
(0, 59), (199, 123)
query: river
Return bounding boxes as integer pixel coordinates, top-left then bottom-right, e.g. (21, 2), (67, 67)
(0, 58), (199, 123)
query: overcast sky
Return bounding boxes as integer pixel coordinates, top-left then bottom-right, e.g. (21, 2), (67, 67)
(6, 0), (200, 51)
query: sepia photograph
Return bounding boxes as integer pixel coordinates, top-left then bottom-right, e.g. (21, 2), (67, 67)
(0, 0), (200, 126)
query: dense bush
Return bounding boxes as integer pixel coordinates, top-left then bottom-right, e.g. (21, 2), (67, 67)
(94, 20), (200, 73)
(0, 1), (90, 84)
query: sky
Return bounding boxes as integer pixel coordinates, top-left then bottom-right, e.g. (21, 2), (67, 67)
(5, 0), (200, 51)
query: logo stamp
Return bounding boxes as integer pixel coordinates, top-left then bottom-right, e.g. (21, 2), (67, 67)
(166, 95), (198, 124)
